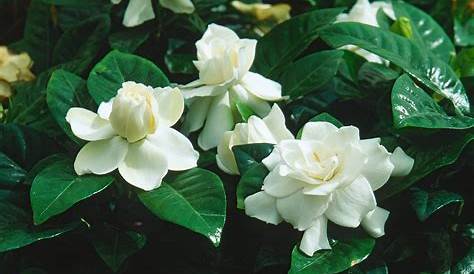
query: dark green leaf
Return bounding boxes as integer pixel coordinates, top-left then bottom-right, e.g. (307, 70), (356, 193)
(289, 234), (375, 274)
(40, 0), (106, 6)
(320, 22), (470, 114)
(232, 143), (274, 174)
(0, 201), (78, 252)
(409, 188), (464, 222)
(279, 50), (344, 98)
(0, 152), (26, 187)
(138, 168), (226, 246)
(451, 246), (474, 274)
(109, 29), (150, 53)
(30, 157), (114, 225)
(91, 224), (146, 272)
(236, 163), (268, 209)
(253, 8), (344, 78)
(357, 62), (400, 90)
(455, 47), (474, 78)
(87, 50), (169, 104)
(391, 74), (474, 129)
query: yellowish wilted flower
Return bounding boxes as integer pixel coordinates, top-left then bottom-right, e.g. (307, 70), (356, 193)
(0, 46), (35, 99)
(231, 1), (291, 35)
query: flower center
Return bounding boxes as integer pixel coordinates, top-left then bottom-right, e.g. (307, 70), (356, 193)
(307, 151), (339, 182)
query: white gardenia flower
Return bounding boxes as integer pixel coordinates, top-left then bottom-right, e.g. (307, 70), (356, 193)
(181, 24), (284, 150)
(244, 121), (414, 256)
(216, 104), (294, 175)
(111, 0), (195, 27)
(66, 81), (199, 191)
(335, 0), (395, 63)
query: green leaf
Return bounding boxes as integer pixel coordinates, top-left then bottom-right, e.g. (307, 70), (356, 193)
(0, 152), (26, 187)
(451, 246), (474, 274)
(392, 0), (455, 62)
(357, 62), (400, 90)
(232, 143), (274, 174)
(236, 163), (268, 209)
(253, 8), (344, 78)
(109, 29), (150, 53)
(279, 50), (344, 98)
(87, 50), (169, 104)
(409, 188), (464, 222)
(235, 102), (255, 122)
(391, 74), (474, 129)
(91, 224), (146, 272)
(0, 201), (78, 252)
(46, 70), (94, 142)
(289, 234), (375, 274)
(40, 0), (106, 6)
(30, 157), (114, 225)
(320, 22), (470, 115)
(138, 168), (226, 247)
(455, 47), (474, 78)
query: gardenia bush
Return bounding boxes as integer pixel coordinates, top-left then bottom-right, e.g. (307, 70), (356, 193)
(0, 1), (472, 274)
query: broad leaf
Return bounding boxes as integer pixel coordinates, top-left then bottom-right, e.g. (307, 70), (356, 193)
(0, 201), (78, 252)
(138, 168), (226, 246)
(392, 74), (474, 129)
(31, 157), (114, 225)
(254, 8), (344, 78)
(91, 224), (146, 272)
(279, 50), (344, 98)
(289, 234), (375, 274)
(392, 0), (455, 62)
(109, 29), (150, 53)
(320, 22), (470, 114)
(232, 143), (274, 174)
(87, 50), (169, 104)
(357, 62), (400, 90)
(236, 163), (268, 209)
(0, 152), (26, 187)
(409, 188), (464, 222)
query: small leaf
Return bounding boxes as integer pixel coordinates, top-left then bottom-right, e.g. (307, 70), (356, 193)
(91, 224), (146, 272)
(236, 163), (269, 209)
(87, 50), (169, 104)
(0, 152), (26, 187)
(138, 168), (226, 246)
(235, 102), (255, 122)
(31, 157), (114, 225)
(232, 143), (274, 174)
(409, 188), (464, 222)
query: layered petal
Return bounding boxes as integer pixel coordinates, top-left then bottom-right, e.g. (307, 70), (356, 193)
(159, 0), (195, 14)
(229, 84), (271, 117)
(182, 97), (212, 134)
(301, 121), (338, 142)
(300, 216), (331, 256)
(66, 107), (116, 141)
(236, 39), (257, 78)
(74, 136), (128, 175)
(390, 147), (414, 177)
(198, 93), (234, 150)
(118, 139), (168, 191)
(122, 0), (155, 27)
(154, 87), (184, 128)
(262, 167), (303, 198)
(244, 191), (282, 225)
(359, 138), (394, 191)
(146, 127), (199, 171)
(361, 206), (390, 237)
(240, 72), (282, 101)
(216, 131), (239, 175)
(97, 99), (113, 120)
(261, 104), (294, 141)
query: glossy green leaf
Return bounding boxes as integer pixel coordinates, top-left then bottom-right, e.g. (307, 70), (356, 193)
(0, 152), (26, 187)
(392, 0), (455, 62)
(451, 246), (474, 273)
(0, 201), (78, 252)
(236, 163), (268, 209)
(289, 234), (375, 274)
(232, 143), (274, 175)
(357, 62), (399, 90)
(455, 47), (474, 78)
(454, 18), (474, 47)
(138, 168), (226, 246)
(87, 50), (169, 104)
(91, 224), (146, 272)
(46, 70), (94, 142)
(279, 50), (344, 98)
(392, 74), (474, 129)
(320, 22), (470, 115)
(409, 188), (464, 222)
(253, 8), (344, 78)
(109, 29), (150, 53)
(30, 157), (114, 225)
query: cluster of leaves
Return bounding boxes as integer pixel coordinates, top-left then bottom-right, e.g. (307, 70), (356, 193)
(0, 0), (472, 273)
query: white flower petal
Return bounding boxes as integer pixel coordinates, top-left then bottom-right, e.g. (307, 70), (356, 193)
(300, 216), (331, 256)
(229, 84), (272, 117)
(240, 72), (282, 101)
(118, 139), (168, 191)
(325, 176), (377, 228)
(262, 148), (281, 171)
(359, 138), (394, 191)
(181, 81), (228, 99)
(216, 131), (240, 175)
(97, 99), (113, 120)
(390, 147), (414, 177)
(154, 87), (184, 128)
(262, 167), (303, 198)
(122, 0), (155, 27)
(276, 190), (330, 231)
(262, 104), (294, 140)
(237, 39), (257, 78)
(198, 93), (234, 150)
(159, 0), (195, 14)
(301, 121), (338, 142)
(244, 191), (282, 225)
(182, 97), (212, 134)
(146, 127), (199, 171)
(74, 136), (128, 175)
(361, 206), (390, 237)
(66, 107), (116, 141)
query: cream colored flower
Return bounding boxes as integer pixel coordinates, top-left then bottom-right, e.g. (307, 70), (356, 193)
(231, 1), (291, 35)
(111, 0), (195, 27)
(216, 104), (294, 175)
(66, 81), (199, 191)
(181, 24), (284, 150)
(244, 122), (414, 256)
(335, 0), (395, 63)
(0, 46), (35, 99)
